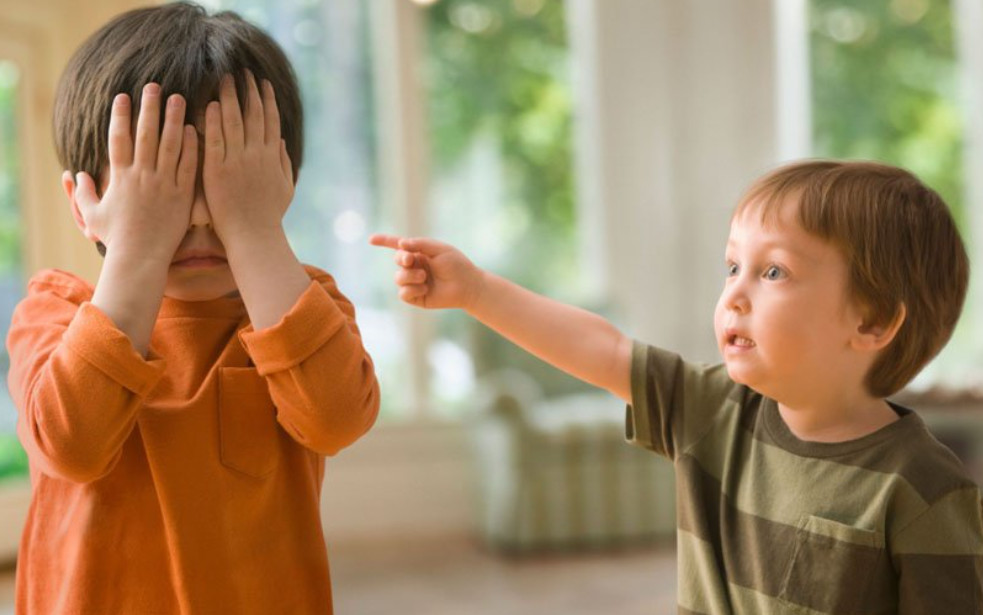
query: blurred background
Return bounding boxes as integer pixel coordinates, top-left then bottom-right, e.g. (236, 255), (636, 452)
(0, 0), (982, 612)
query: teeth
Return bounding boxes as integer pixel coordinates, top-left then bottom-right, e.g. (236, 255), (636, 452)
(732, 336), (754, 347)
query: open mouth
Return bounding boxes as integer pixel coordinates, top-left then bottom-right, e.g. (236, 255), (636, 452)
(726, 333), (756, 348)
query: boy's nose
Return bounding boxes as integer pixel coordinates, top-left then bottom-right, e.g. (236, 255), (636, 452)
(722, 281), (751, 315)
(729, 294), (750, 314)
(189, 189), (212, 229)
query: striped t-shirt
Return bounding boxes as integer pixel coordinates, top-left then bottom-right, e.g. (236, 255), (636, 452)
(628, 342), (983, 614)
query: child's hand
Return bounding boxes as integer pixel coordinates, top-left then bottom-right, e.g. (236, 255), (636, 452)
(202, 71), (293, 249)
(72, 83), (198, 261)
(369, 234), (484, 310)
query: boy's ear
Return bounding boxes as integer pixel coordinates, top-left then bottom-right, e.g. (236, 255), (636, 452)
(61, 170), (97, 242)
(853, 303), (906, 353)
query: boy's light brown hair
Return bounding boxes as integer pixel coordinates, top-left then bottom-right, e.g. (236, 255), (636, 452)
(733, 160), (969, 398)
(53, 1), (304, 184)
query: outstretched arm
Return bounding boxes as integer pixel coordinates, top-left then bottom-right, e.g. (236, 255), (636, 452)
(370, 234), (632, 403)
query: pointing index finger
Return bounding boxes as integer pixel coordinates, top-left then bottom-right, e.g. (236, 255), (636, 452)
(369, 233), (403, 250)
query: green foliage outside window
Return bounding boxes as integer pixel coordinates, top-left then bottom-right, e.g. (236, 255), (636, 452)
(422, 0), (589, 405)
(0, 62), (20, 277)
(0, 434), (27, 483)
(424, 0), (575, 292)
(0, 60), (25, 481)
(810, 0), (964, 228)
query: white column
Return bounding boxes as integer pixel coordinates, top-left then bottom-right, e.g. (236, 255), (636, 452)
(568, 0), (780, 363)
(774, 0), (812, 162)
(952, 0), (983, 366)
(370, 0), (433, 418)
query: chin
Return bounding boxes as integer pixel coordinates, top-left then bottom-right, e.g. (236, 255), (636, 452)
(165, 270), (238, 302)
(726, 366), (783, 401)
(166, 290), (219, 302)
(724, 362), (757, 388)
(164, 283), (238, 302)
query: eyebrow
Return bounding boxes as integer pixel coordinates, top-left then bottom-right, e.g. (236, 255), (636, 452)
(725, 237), (819, 264)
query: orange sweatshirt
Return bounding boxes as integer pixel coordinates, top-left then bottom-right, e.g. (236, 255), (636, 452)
(6, 265), (380, 614)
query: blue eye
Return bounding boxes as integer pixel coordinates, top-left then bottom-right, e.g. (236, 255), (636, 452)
(726, 263), (739, 277)
(764, 265), (785, 280)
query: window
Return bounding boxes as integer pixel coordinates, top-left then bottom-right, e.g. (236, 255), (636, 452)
(0, 59), (27, 481)
(423, 0), (583, 416)
(196, 0), (580, 419)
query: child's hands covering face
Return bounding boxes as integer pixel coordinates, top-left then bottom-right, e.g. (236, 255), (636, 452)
(73, 83), (198, 260)
(203, 72), (293, 248)
(369, 235), (484, 310)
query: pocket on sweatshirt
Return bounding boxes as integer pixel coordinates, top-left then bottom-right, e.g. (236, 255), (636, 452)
(779, 515), (885, 613)
(218, 367), (280, 478)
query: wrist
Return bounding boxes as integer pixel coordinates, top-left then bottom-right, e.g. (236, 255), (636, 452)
(464, 268), (491, 314)
(106, 236), (177, 268)
(102, 243), (173, 273)
(92, 246), (170, 356)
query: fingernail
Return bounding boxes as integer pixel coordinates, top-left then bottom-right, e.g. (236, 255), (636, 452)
(145, 83), (160, 96)
(114, 93), (129, 107)
(168, 95), (183, 109)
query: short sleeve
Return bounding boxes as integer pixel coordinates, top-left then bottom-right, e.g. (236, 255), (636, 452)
(626, 341), (741, 460)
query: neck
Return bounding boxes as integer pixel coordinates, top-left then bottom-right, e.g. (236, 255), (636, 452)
(776, 392), (899, 443)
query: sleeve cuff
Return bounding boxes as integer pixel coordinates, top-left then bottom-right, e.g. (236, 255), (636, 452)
(63, 302), (166, 397)
(238, 281), (348, 376)
(625, 340), (654, 447)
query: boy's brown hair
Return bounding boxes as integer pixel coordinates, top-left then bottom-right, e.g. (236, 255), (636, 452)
(733, 160), (969, 398)
(53, 1), (304, 183)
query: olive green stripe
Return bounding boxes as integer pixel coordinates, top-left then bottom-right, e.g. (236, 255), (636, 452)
(728, 583), (899, 615)
(678, 558), (906, 615)
(675, 454), (898, 613)
(893, 553), (983, 613)
(627, 341), (658, 454)
(689, 419), (982, 553)
(891, 486), (983, 555)
(676, 529), (736, 614)
(749, 395), (976, 504)
(727, 583), (826, 615)
(675, 453), (722, 539)
(682, 406), (956, 542)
